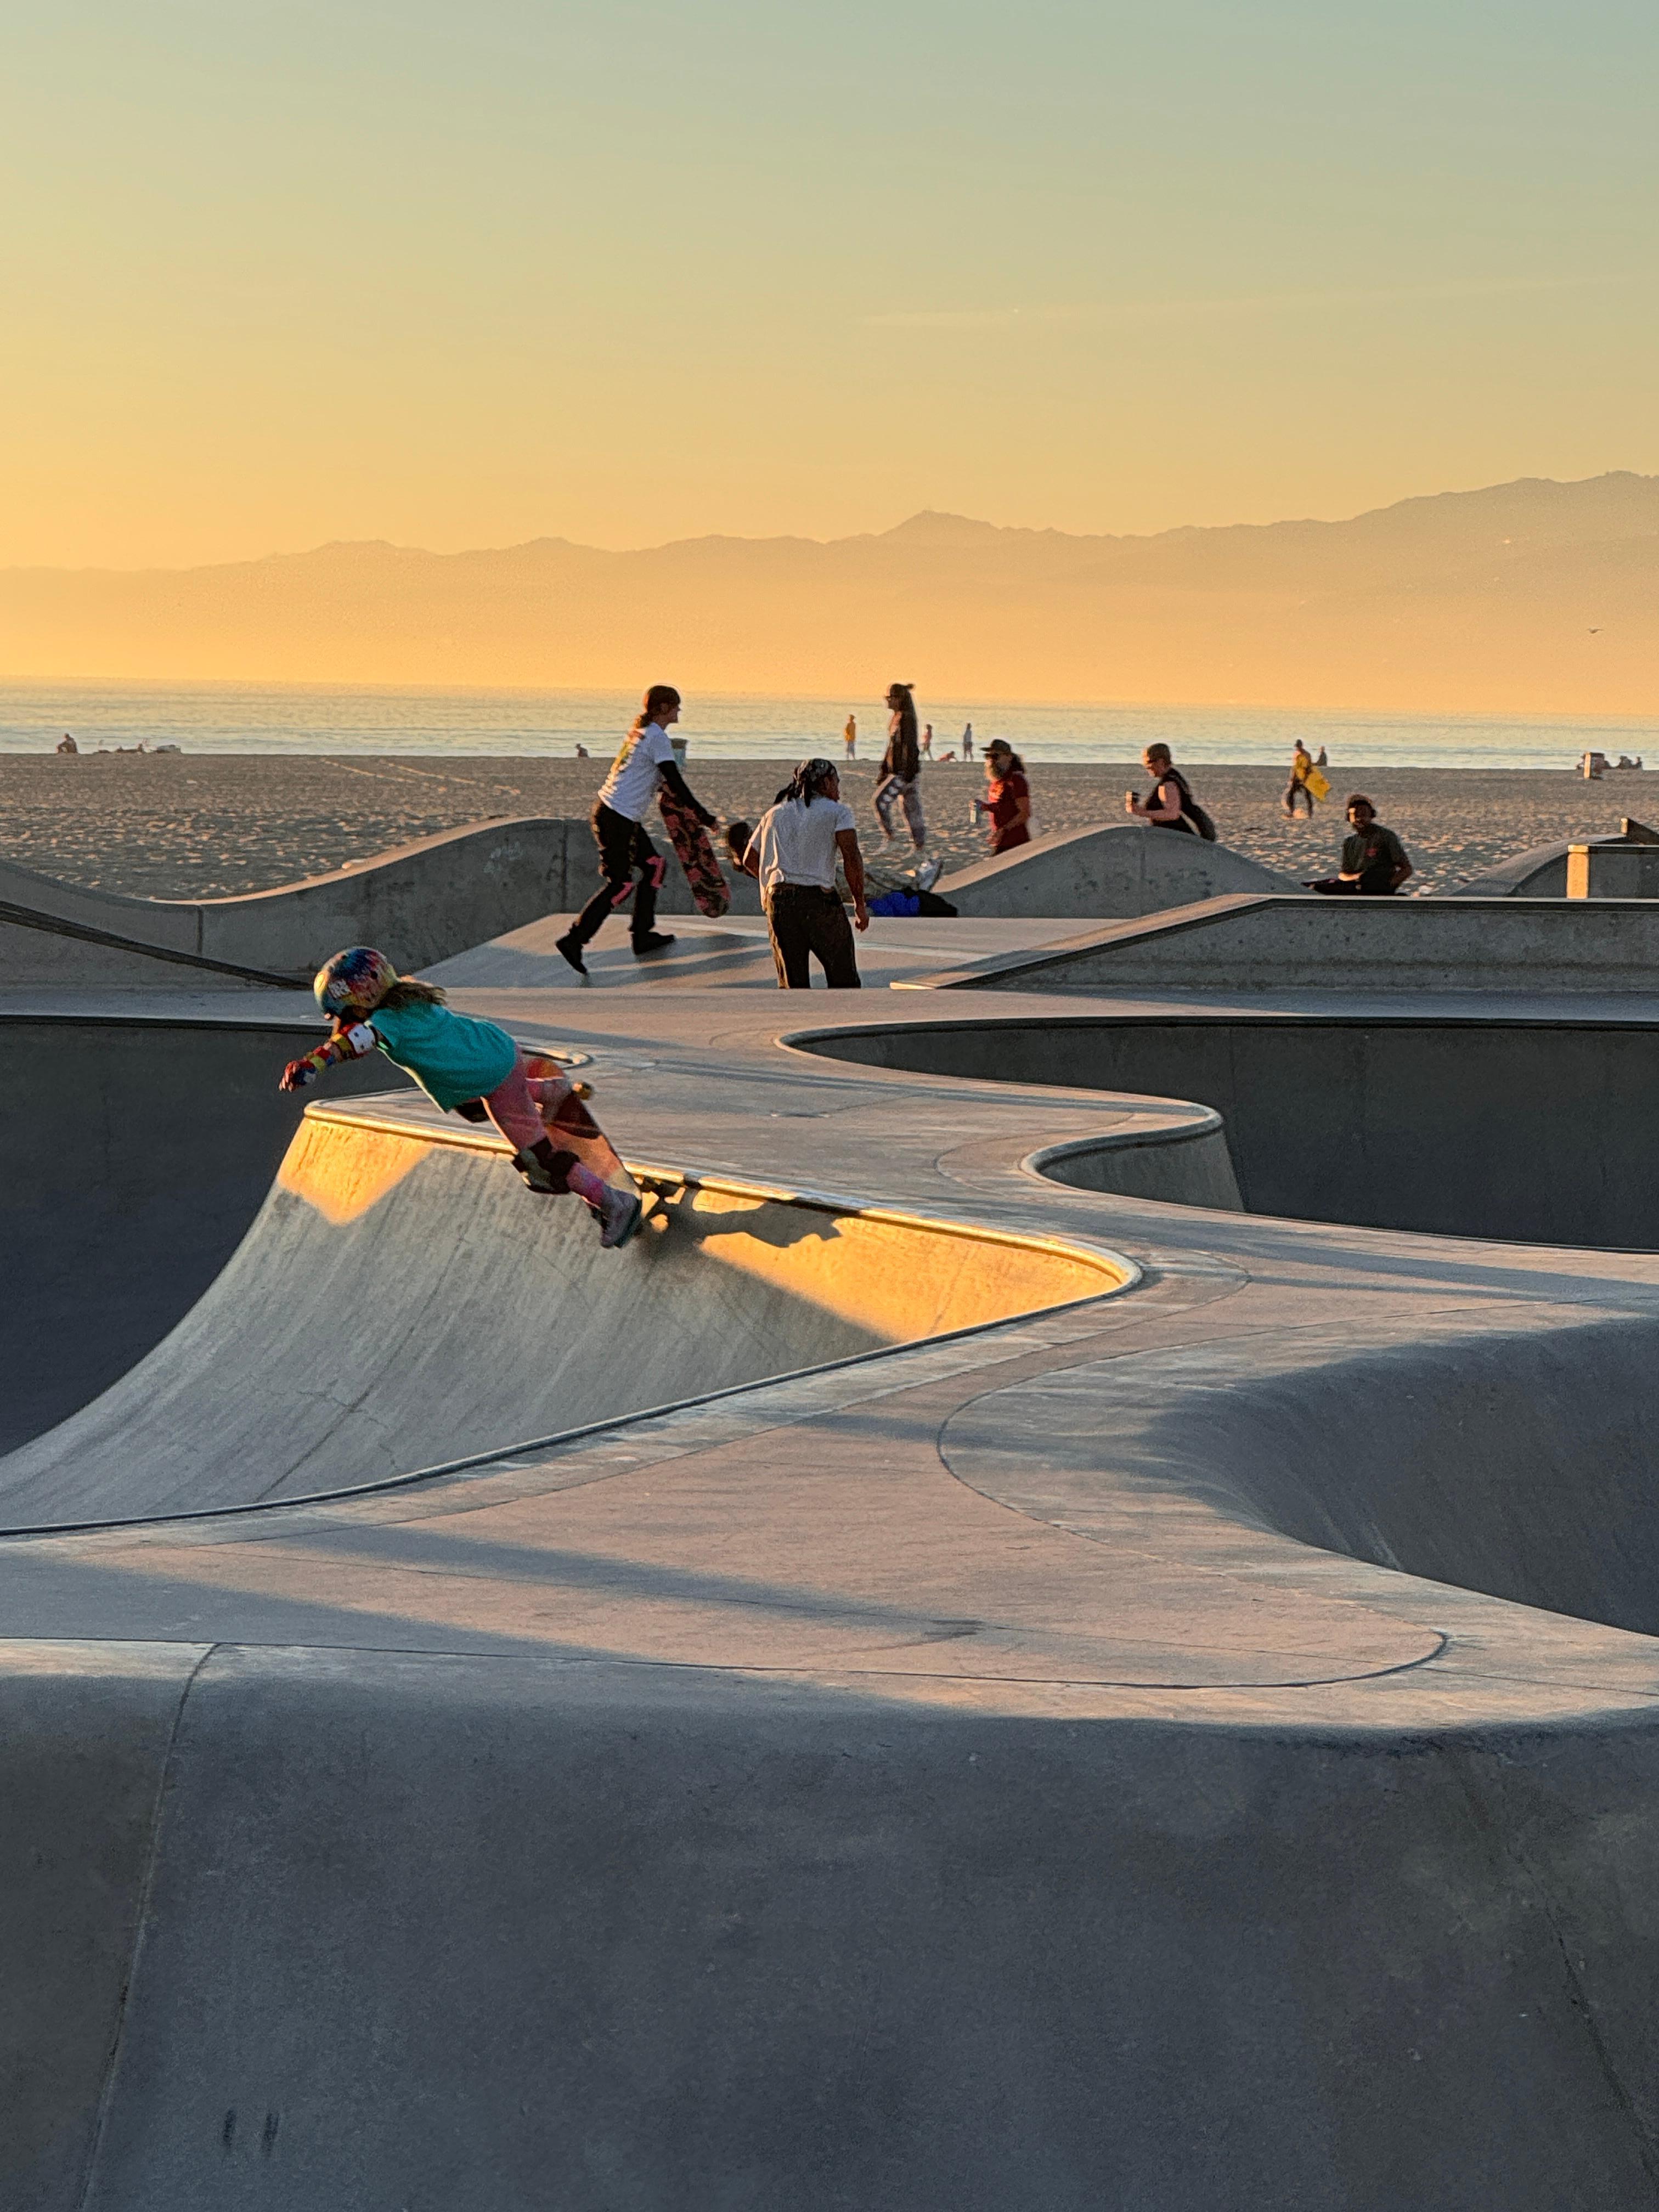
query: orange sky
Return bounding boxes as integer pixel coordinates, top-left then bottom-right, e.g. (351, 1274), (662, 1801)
(4, 1), (1657, 568)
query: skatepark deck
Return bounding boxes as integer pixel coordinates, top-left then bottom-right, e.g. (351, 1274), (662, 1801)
(11, 973), (1659, 2208)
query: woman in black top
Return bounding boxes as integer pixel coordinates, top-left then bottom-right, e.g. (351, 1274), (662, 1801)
(1125, 743), (1197, 833)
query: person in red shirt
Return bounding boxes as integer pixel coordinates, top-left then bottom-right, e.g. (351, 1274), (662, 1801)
(974, 740), (1032, 854)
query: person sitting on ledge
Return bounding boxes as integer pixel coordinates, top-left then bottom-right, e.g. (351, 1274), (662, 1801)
(1308, 795), (1414, 895)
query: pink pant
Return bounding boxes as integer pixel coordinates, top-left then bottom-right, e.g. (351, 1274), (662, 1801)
(482, 1054), (572, 1155)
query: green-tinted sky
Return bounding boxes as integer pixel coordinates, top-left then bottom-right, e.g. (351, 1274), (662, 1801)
(3, 0), (1655, 563)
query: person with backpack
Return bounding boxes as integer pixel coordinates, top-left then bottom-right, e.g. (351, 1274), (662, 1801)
(1125, 744), (1216, 839)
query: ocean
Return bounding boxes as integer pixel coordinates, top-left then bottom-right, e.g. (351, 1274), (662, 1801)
(2, 682), (1654, 772)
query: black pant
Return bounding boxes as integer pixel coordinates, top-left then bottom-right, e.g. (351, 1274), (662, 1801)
(569, 803), (660, 947)
(1310, 876), (1395, 895)
(764, 884), (861, 989)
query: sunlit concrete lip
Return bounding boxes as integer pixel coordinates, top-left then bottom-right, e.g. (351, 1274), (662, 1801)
(0, 1100), (1139, 1548)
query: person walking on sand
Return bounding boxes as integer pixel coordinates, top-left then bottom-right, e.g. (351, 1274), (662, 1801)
(1308, 795), (1413, 895)
(844, 713), (857, 761)
(1125, 743), (1212, 836)
(973, 740), (1032, 854)
(555, 685), (716, 978)
(873, 681), (928, 858)
(962, 723), (974, 760)
(1284, 740), (1316, 819)
(921, 723), (934, 758)
(740, 757), (869, 989)
(280, 948), (642, 1246)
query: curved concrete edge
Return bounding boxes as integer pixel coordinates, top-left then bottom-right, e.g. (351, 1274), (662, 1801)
(897, 890), (1659, 995)
(1451, 819), (1659, 898)
(0, 815), (759, 989)
(1025, 1120), (1244, 1210)
(936, 821), (1307, 918)
(13, 1635), (1659, 2208)
(0, 1086), (1136, 1532)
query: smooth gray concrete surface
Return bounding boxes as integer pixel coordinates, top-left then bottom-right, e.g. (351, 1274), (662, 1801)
(425, 908), (1088, 991)
(797, 1007), (1659, 1246)
(1567, 843), (1659, 897)
(936, 821), (1305, 917)
(1451, 816), (1659, 898)
(914, 889), (1659, 994)
(13, 979), (1659, 2205)
(0, 1014), (407, 1452)
(0, 817), (758, 989)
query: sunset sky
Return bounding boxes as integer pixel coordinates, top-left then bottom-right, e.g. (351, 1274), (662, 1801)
(4, 1), (1656, 568)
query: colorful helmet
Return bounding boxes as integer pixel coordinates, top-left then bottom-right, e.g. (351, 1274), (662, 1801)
(313, 945), (399, 1018)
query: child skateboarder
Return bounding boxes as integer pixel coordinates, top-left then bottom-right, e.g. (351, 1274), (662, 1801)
(279, 946), (643, 1248)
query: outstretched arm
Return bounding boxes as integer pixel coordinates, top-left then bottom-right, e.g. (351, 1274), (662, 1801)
(280, 1020), (377, 1092)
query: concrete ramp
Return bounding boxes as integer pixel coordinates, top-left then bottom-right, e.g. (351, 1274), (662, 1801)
(0, 1097), (1122, 1528)
(912, 890), (1659, 995)
(936, 821), (1304, 918)
(0, 816), (758, 989)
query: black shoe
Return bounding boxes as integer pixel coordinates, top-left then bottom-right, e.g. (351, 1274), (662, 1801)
(632, 932), (676, 957)
(554, 930), (589, 980)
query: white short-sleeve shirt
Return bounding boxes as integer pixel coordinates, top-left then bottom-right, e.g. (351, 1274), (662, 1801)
(599, 722), (676, 823)
(751, 795), (857, 892)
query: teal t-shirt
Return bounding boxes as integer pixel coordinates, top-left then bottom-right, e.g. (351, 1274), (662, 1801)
(367, 999), (518, 1111)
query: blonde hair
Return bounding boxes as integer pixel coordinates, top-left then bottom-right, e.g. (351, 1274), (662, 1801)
(374, 977), (447, 1011)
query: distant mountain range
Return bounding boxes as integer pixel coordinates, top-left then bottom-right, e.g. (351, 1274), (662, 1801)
(4, 472), (1658, 714)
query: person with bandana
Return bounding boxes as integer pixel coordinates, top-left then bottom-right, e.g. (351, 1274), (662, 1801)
(740, 757), (870, 988)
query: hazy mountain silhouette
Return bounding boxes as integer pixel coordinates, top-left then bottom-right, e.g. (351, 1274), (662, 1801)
(4, 472), (1657, 714)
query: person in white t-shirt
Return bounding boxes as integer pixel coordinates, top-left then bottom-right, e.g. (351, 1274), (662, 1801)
(740, 758), (869, 989)
(556, 684), (717, 977)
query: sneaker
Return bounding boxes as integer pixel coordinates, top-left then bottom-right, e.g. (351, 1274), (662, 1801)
(597, 1184), (644, 1250)
(512, 1149), (558, 1194)
(916, 856), (943, 890)
(554, 930), (590, 982)
(632, 932), (676, 957)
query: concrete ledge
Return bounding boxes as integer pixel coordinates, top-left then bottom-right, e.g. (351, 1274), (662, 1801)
(905, 891), (1659, 994)
(0, 815), (758, 989)
(936, 822), (1305, 918)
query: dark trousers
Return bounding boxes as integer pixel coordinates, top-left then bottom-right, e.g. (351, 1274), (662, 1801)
(1284, 777), (1314, 815)
(570, 803), (661, 947)
(764, 884), (861, 989)
(1310, 876), (1395, 895)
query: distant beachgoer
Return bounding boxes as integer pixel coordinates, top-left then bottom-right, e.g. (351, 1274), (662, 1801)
(574, 743), (589, 758)
(740, 757), (868, 989)
(921, 723), (934, 757)
(280, 949), (641, 1245)
(873, 682), (926, 857)
(962, 723), (974, 759)
(1308, 796), (1414, 895)
(844, 713), (857, 761)
(555, 684), (717, 977)
(1125, 744), (1209, 836)
(1284, 741), (1316, 819)
(1314, 744), (1328, 768)
(974, 740), (1032, 854)
(56, 732), (77, 755)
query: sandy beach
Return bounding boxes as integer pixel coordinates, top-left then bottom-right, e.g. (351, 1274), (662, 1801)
(1, 751), (1652, 903)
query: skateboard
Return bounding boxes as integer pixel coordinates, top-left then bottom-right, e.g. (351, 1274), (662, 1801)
(522, 1054), (642, 1210)
(657, 786), (730, 918)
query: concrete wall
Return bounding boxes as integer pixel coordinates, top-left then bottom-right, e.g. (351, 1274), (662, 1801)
(921, 891), (1659, 994)
(937, 822), (1305, 919)
(0, 1096), (1124, 1527)
(10, 1639), (1659, 2212)
(0, 816), (756, 989)
(0, 1016), (409, 1453)
(799, 1012), (1659, 1247)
